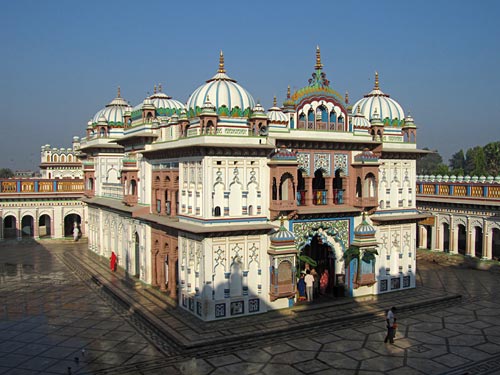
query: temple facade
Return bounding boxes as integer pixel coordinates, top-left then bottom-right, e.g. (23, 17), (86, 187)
(79, 48), (426, 320)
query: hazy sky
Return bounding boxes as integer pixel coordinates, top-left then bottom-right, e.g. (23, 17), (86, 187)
(1, 0), (499, 171)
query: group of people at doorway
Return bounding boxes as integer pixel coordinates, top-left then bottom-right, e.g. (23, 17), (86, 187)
(297, 265), (330, 302)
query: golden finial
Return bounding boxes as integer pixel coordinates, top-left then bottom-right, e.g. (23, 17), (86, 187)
(153, 85), (157, 94)
(315, 45), (323, 70)
(279, 215), (285, 228)
(206, 95), (210, 102)
(273, 96), (277, 107)
(117, 86), (121, 98)
(158, 83), (162, 92)
(218, 50), (226, 74)
(374, 71), (379, 90)
(345, 91), (349, 104)
(357, 105), (361, 114)
(287, 85), (291, 99)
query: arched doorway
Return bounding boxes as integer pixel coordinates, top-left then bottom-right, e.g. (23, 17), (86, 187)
(64, 214), (81, 237)
(38, 215), (51, 238)
(457, 224), (466, 255)
(300, 235), (335, 295)
(492, 228), (500, 261)
(442, 223), (450, 253)
(21, 215), (34, 238)
(297, 170), (306, 205)
(3, 216), (17, 239)
(474, 227), (483, 258)
(134, 232), (140, 277)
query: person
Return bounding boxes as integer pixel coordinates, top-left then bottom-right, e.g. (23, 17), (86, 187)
(297, 272), (306, 301)
(110, 251), (117, 272)
(305, 269), (315, 302)
(73, 226), (79, 242)
(384, 306), (397, 344)
(320, 269), (329, 295)
(311, 268), (319, 297)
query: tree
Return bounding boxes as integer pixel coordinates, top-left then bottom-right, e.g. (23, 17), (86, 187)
(484, 141), (500, 176)
(0, 168), (14, 178)
(449, 150), (465, 175)
(416, 149), (444, 175)
(465, 146), (487, 176)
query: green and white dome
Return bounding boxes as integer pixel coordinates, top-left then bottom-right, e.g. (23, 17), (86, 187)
(92, 88), (129, 125)
(351, 72), (405, 125)
(186, 51), (255, 118)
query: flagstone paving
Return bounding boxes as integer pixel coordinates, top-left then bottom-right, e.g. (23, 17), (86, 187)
(1, 240), (500, 374)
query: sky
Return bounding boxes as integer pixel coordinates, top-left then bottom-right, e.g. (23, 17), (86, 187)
(1, 0), (499, 171)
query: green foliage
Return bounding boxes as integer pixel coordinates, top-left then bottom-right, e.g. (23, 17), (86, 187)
(420, 141), (500, 176)
(484, 141), (500, 176)
(416, 148), (443, 175)
(298, 255), (317, 267)
(449, 150), (465, 172)
(0, 168), (14, 178)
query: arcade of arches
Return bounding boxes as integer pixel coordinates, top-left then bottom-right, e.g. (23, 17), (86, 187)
(418, 215), (500, 260)
(0, 205), (85, 240)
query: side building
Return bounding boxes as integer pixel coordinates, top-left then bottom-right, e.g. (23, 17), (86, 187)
(81, 49), (427, 320)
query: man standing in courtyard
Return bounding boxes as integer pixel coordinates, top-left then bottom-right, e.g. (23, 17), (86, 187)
(305, 269), (315, 302)
(384, 306), (397, 344)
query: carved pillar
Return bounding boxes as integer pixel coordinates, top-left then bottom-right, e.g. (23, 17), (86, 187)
(325, 178), (333, 205)
(305, 177), (313, 206)
(483, 225), (491, 260)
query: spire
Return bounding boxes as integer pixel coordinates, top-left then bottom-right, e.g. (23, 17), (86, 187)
(357, 105), (361, 114)
(153, 85), (157, 94)
(158, 83), (162, 92)
(315, 45), (323, 70)
(345, 91), (349, 104)
(273, 96), (277, 107)
(218, 50), (226, 73)
(374, 71), (379, 90)
(117, 86), (121, 98)
(287, 85), (291, 99)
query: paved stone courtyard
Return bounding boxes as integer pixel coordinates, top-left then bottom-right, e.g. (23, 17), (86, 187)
(2, 240), (500, 374)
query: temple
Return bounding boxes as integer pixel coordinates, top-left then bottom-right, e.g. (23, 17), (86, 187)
(37, 48), (431, 320)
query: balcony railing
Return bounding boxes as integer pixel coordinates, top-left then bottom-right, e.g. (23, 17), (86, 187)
(297, 189), (345, 206)
(0, 179), (84, 194)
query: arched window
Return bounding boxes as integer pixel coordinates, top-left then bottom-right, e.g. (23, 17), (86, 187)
(272, 178), (277, 200)
(364, 173), (376, 198)
(214, 206), (221, 217)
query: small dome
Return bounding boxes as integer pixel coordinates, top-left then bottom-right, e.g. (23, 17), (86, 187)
(354, 216), (376, 236)
(351, 105), (370, 128)
(403, 113), (416, 128)
(92, 87), (129, 125)
(351, 72), (405, 125)
(270, 219), (295, 242)
(186, 51), (255, 118)
(267, 97), (288, 123)
(149, 88), (184, 115)
(251, 102), (267, 119)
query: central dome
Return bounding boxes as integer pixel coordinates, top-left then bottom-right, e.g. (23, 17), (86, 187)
(186, 52), (255, 118)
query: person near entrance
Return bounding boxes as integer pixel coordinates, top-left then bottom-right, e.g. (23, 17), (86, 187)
(73, 225), (80, 241)
(384, 306), (397, 344)
(305, 270), (315, 302)
(311, 268), (319, 297)
(110, 251), (117, 272)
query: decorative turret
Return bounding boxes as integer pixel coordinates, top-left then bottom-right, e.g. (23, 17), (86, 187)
(370, 108), (384, 141)
(402, 113), (417, 143)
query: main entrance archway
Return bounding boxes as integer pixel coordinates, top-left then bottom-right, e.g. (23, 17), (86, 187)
(300, 235), (335, 295)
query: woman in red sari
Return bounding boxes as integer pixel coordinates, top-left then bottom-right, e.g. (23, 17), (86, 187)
(320, 269), (329, 295)
(110, 252), (117, 272)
